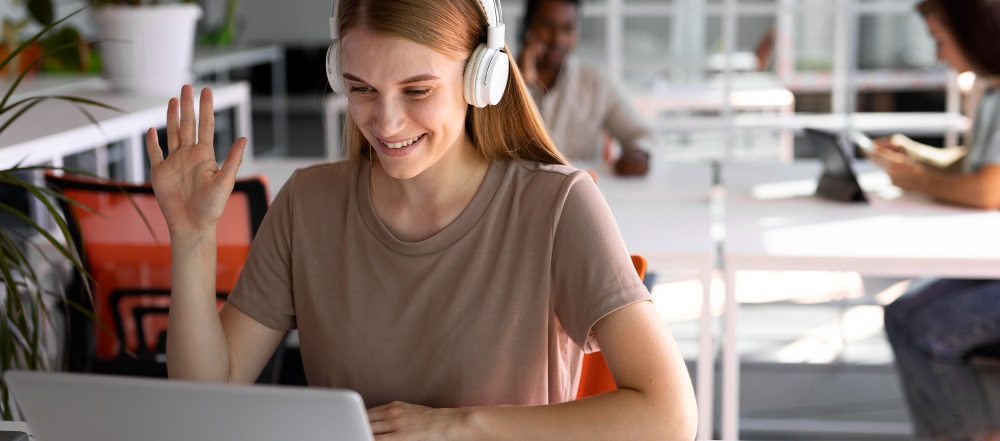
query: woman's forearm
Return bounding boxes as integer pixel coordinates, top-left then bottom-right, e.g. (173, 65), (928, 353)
(919, 166), (1000, 209)
(165, 229), (232, 382)
(464, 386), (696, 441)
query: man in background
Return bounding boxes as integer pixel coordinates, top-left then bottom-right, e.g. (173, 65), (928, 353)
(518, 0), (655, 176)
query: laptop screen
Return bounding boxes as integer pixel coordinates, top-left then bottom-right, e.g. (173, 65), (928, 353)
(5, 370), (375, 441)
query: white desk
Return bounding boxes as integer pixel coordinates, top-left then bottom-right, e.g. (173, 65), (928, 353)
(0, 79), (253, 182)
(718, 160), (1000, 439)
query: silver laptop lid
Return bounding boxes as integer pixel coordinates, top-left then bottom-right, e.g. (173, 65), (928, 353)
(5, 370), (375, 441)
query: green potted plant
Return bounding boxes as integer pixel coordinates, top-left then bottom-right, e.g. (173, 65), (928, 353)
(89, 0), (202, 94)
(2, 0), (95, 76)
(0, 9), (121, 420)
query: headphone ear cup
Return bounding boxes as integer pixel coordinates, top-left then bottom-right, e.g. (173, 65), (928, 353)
(464, 44), (509, 108)
(326, 42), (344, 94)
(482, 49), (509, 106)
(464, 44), (486, 107)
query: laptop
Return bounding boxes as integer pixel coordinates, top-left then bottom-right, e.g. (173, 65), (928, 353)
(4, 370), (375, 441)
(805, 128), (869, 203)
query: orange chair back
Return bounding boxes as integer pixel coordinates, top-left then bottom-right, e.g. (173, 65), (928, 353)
(46, 173), (269, 375)
(575, 254), (647, 399)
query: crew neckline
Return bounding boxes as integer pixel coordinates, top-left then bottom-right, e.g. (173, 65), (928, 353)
(356, 157), (507, 256)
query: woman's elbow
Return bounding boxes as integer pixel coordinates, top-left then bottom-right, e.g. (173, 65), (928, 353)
(646, 386), (698, 441)
(674, 394), (699, 441)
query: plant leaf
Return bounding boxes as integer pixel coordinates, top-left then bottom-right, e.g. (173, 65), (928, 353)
(26, 0), (54, 26)
(0, 7), (82, 85)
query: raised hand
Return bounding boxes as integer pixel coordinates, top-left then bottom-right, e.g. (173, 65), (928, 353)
(146, 85), (247, 236)
(517, 29), (546, 88)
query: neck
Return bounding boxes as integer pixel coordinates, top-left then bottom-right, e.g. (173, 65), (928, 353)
(370, 137), (490, 242)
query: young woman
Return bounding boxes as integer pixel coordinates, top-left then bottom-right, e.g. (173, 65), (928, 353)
(144, 0), (697, 439)
(878, 1), (1000, 440)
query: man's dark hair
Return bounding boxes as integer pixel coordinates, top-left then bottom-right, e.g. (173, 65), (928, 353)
(519, 0), (581, 46)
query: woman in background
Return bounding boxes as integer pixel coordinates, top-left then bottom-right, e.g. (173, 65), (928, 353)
(878, 1), (1000, 439)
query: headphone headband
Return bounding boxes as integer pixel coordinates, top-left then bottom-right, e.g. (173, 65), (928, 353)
(327, 0), (508, 107)
(480, 0), (505, 50)
(329, 0), (503, 47)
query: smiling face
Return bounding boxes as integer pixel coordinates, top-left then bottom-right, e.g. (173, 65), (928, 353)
(924, 12), (975, 74)
(340, 26), (473, 180)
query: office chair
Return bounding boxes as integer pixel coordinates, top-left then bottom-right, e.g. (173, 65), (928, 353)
(45, 173), (283, 382)
(576, 254), (647, 399)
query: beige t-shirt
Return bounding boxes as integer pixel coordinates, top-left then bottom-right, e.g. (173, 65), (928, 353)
(228, 158), (649, 408)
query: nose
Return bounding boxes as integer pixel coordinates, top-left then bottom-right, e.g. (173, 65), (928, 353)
(373, 96), (405, 137)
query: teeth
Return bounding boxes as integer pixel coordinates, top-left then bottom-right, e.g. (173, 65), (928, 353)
(382, 135), (422, 149)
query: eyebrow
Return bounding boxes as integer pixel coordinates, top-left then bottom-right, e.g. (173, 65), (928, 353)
(342, 73), (441, 85)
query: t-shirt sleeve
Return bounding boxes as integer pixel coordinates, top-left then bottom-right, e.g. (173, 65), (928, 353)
(975, 93), (1000, 168)
(226, 171), (297, 330)
(982, 123), (1000, 167)
(550, 172), (651, 351)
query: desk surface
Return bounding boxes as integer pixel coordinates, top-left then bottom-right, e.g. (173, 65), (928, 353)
(723, 160), (1000, 277)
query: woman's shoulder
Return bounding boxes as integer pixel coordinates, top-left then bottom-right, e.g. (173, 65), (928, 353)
(505, 160), (597, 195)
(509, 160), (588, 180)
(283, 160), (356, 187)
(272, 160), (358, 202)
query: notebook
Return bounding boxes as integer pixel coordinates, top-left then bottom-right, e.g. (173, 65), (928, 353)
(4, 370), (375, 441)
(805, 128), (869, 203)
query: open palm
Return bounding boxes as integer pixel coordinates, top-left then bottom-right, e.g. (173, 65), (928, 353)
(146, 85), (247, 235)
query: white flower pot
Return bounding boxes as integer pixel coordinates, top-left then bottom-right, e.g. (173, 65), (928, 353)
(92, 4), (203, 94)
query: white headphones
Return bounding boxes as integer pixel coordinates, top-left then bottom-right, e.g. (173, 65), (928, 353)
(326, 0), (510, 108)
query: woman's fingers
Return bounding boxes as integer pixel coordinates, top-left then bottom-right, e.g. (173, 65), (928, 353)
(179, 85), (197, 147)
(198, 87), (216, 147)
(220, 137), (247, 181)
(146, 127), (164, 167)
(166, 97), (180, 152)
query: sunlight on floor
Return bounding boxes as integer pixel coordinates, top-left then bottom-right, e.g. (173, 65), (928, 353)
(650, 270), (914, 364)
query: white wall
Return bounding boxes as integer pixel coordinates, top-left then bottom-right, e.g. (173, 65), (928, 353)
(240, 0), (332, 45)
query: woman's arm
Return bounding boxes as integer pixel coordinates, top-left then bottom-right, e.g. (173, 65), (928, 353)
(472, 301), (696, 441)
(912, 164), (1000, 209)
(150, 85), (285, 383)
(367, 301), (698, 441)
(874, 145), (1000, 209)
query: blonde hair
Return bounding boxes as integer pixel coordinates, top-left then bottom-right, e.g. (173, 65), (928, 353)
(337, 0), (567, 165)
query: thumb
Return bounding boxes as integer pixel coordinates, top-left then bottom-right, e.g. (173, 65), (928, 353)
(221, 137), (247, 181)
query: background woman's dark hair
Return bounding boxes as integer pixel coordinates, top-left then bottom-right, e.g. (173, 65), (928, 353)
(519, 0), (581, 46)
(917, 0), (1000, 76)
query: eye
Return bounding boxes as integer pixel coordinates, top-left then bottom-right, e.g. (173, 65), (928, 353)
(349, 86), (374, 95)
(406, 88), (431, 98)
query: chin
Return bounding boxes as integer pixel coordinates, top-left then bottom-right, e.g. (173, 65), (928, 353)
(376, 158), (426, 181)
